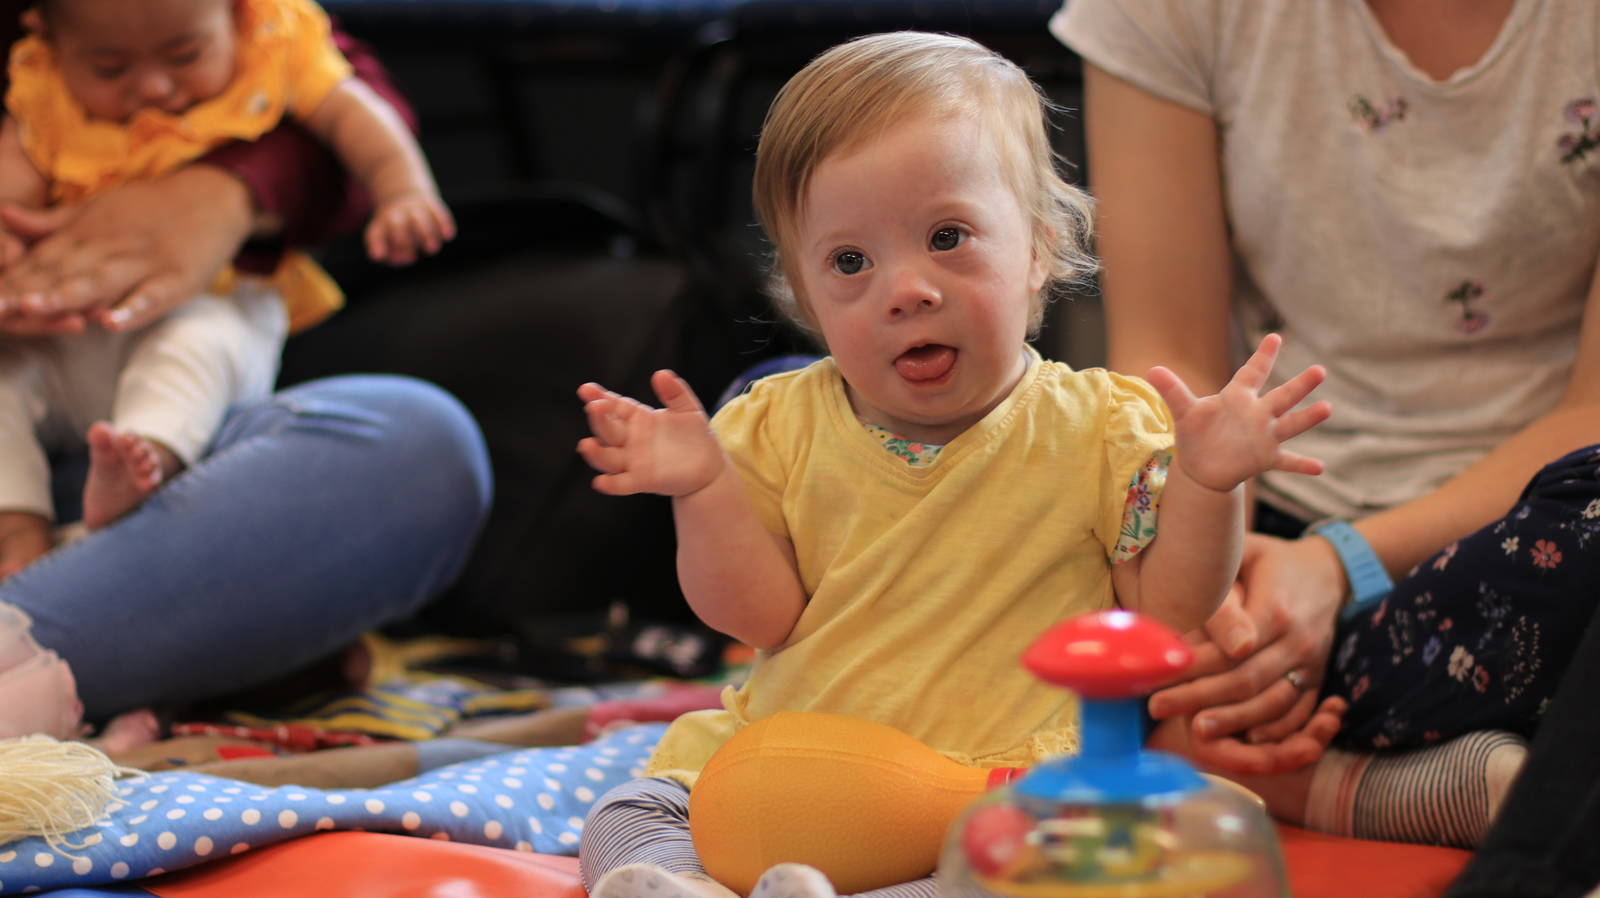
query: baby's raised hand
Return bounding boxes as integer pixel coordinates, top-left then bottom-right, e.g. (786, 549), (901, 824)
(577, 369), (726, 497)
(1146, 334), (1330, 492)
(365, 191), (456, 266)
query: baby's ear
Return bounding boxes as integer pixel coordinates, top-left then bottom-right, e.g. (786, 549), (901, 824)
(1027, 232), (1053, 295)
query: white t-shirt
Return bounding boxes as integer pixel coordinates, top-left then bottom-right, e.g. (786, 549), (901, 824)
(1054, 0), (1600, 520)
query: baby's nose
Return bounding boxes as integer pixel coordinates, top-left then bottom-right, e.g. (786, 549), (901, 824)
(885, 266), (943, 317)
(136, 70), (176, 104)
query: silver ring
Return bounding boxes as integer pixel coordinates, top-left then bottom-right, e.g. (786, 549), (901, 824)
(1283, 669), (1307, 690)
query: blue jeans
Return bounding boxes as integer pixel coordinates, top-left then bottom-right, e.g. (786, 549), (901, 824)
(1, 375), (492, 720)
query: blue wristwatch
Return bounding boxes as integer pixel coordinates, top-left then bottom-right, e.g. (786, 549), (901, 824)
(1307, 519), (1393, 620)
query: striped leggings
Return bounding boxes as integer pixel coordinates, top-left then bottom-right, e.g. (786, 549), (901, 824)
(579, 777), (939, 898)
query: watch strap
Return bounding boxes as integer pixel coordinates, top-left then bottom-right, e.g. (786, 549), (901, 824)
(1308, 519), (1393, 617)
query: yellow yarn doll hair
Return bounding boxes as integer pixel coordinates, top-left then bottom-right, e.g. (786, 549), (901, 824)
(0, 735), (142, 858)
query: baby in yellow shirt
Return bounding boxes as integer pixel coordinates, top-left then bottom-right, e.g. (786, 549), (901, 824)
(0, 0), (452, 577)
(574, 31), (1332, 898)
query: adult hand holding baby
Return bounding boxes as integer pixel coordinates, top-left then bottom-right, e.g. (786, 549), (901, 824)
(1148, 537), (1350, 776)
(0, 164), (253, 335)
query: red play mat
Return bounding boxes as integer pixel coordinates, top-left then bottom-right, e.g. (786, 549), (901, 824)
(137, 825), (1469, 898)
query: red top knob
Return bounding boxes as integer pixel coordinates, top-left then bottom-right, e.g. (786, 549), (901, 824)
(1021, 611), (1193, 699)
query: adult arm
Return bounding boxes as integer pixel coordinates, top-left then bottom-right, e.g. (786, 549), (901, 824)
(1094, 57), (1600, 761)
(1152, 235), (1600, 747)
(0, 21), (414, 332)
(1085, 63), (1349, 769)
(1085, 63), (1234, 393)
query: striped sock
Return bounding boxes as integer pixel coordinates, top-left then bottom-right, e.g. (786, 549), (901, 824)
(1305, 730), (1528, 849)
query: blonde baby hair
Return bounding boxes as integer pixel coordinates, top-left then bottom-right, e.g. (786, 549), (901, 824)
(752, 31), (1096, 342)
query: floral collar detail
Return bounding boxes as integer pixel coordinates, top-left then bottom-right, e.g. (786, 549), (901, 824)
(857, 418), (944, 467)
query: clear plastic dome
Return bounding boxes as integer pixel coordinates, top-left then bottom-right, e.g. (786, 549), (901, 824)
(937, 611), (1291, 898)
(939, 775), (1288, 898)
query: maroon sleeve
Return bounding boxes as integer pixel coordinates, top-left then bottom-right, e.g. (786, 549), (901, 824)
(201, 24), (420, 274)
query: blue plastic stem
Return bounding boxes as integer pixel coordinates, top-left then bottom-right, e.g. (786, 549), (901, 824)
(1078, 698), (1141, 760)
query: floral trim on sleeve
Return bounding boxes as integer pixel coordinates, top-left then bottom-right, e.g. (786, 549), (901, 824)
(1112, 449), (1172, 564)
(857, 418), (944, 467)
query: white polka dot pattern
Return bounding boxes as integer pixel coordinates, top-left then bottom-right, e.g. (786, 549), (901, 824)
(0, 722), (664, 895)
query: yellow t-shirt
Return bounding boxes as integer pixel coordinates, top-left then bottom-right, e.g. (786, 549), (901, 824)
(4, 0), (353, 332)
(646, 348), (1176, 787)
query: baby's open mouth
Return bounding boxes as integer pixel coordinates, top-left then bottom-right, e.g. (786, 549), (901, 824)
(894, 344), (957, 382)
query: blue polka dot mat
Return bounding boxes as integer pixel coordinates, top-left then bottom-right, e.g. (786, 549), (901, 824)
(0, 722), (665, 895)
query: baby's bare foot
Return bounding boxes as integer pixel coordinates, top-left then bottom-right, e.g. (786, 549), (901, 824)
(94, 708), (162, 754)
(82, 423), (179, 530)
(0, 510), (52, 579)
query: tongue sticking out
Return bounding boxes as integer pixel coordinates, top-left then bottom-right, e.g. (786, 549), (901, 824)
(894, 344), (957, 382)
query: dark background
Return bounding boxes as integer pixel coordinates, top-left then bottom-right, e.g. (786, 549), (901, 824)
(280, 0), (1103, 655)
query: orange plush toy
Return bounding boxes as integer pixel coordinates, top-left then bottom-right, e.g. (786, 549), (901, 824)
(689, 712), (1021, 895)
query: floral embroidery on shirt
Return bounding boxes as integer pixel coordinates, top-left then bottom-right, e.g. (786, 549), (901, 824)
(1558, 98), (1600, 163)
(858, 418), (943, 467)
(1445, 280), (1490, 334)
(1349, 95), (1408, 132)
(1112, 449), (1171, 565)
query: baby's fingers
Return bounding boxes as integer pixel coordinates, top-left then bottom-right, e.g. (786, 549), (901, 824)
(650, 369), (708, 416)
(429, 200), (457, 244)
(364, 218), (389, 263)
(1271, 447), (1326, 476)
(1229, 333), (1284, 393)
(583, 395), (632, 447)
(1263, 364), (1326, 416)
(1274, 400), (1332, 442)
(1145, 365), (1198, 419)
(589, 471), (645, 497)
(577, 436), (630, 474)
(404, 203), (443, 257)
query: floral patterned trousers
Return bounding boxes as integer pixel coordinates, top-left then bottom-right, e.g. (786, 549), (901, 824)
(1325, 444), (1600, 750)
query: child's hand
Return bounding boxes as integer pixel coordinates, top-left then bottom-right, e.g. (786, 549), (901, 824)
(1147, 333), (1330, 492)
(576, 369), (726, 497)
(365, 191), (456, 266)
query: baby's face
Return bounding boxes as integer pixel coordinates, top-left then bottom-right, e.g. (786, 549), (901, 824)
(46, 0), (237, 123)
(792, 111), (1047, 445)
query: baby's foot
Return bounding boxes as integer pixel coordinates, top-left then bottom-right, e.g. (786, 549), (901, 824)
(0, 511), (52, 580)
(94, 708), (163, 755)
(591, 864), (738, 898)
(752, 864), (837, 898)
(82, 423), (179, 530)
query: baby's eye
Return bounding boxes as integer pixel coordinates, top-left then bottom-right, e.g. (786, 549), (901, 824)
(169, 50), (202, 67)
(831, 250), (869, 275)
(92, 65), (129, 80)
(930, 227), (964, 251)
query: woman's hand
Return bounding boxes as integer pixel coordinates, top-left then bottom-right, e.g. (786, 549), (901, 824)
(1147, 532), (1349, 773)
(0, 164), (254, 334)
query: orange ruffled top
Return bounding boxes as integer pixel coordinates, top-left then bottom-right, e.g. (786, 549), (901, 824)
(4, 0), (355, 331)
